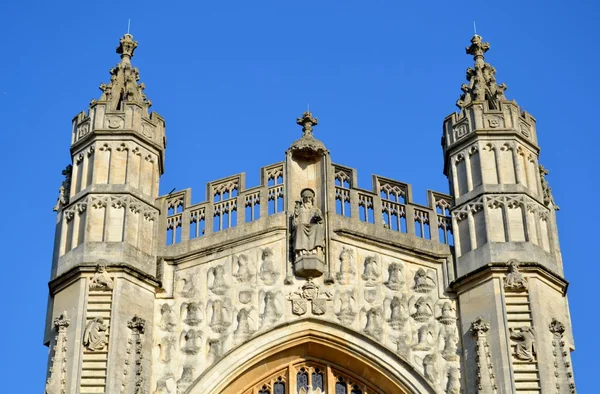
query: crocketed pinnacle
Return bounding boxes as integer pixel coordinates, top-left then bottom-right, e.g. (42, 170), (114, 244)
(96, 34), (152, 112)
(456, 35), (507, 110)
(289, 110), (328, 158)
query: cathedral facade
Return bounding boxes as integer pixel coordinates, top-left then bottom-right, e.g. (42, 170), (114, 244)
(43, 33), (577, 394)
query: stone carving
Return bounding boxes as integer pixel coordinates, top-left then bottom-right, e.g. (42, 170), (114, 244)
(362, 307), (384, 340)
(334, 290), (357, 325)
(159, 304), (177, 332)
(181, 302), (202, 326)
(423, 354), (439, 384)
(89, 261), (114, 290)
(53, 165), (73, 212)
(437, 301), (456, 325)
(520, 122), (531, 137)
(287, 278), (332, 316)
(412, 324), (434, 351)
(411, 296), (433, 322)
(336, 247), (355, 284)
(510, 326), (536, 361)
(441, 327), (459, 361)
(123, 316), (146, 394)
(208, 265), (230, 295)
(470, 317), (498, 393)
(158, 336), (175, 363)
(549, 318), (576, 394)
(384, 262), (405, 291)
(83, 317), (108, 351)
(233, 254), (253, 283)
(539, 165), (559, 210)
(292, 188), (326, 277)
(364, 288), (379, 304)
(106, 115), (125, 129)
(387, 295), (409, 330)
(44, 312), (70, 394)
(180, 329), (201, 355)
(208, 299), (231, 333)
(486, 115), (503, 128)
(455, 124), (468, 139)
(394, 332), (412, 358)
(259, 248), (279, 285)
(207, 338), (223, 364)
(238, 290), (253, 304)
(504, 259), (527, 291)
(289, 110), (328, 158)
(153, 374), (174, 394)
(178, 275), (197, 298)
(260, 291), (283, 326)
(177, 366), (195, 391)
(361, 256), (380, 286)
(413, 268), (436, 293)
(446, 367), (461, 394)
(234, 308), (254, 342)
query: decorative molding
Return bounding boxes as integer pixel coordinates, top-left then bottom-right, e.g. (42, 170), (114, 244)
(45, 311), (70, 394)
(122, 316), (146, 394)
(470, 317), (497, 394)
(550, 318), (576, 394)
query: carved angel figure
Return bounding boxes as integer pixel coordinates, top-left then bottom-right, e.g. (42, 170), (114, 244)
(384, 262), (405, 290)
(292, 188), (325, 260)
(208, 265), (229, 295)
(510, 326), (536, 361)
(437, 301), (456, 325)
(336, 248), (355, 284)
(423, 354), (439, 384)
(234, 308), (253, 340)
(411, 297), (433, 322)
(261, 291), (282, 326)
(363, 307), (383, 340)
(446, 367), (461, 394)
(233, 254), (253, 283)
(180, 329), (200, 355)
(504, 259), (527, 291)
(388, 296), (409, 330)
(181, 302), (202, 326)
(413, 268), (436, 293)
(412, 324), (434, 351)
(83, 317), (108, 351)
(208, 299), (231, 333)
(361, 256), (379, 285)
(259, 248), (279, 285)
(159, 304), (177, 332)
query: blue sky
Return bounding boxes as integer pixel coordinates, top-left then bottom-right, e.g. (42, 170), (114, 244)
(1, 0), (598, 392)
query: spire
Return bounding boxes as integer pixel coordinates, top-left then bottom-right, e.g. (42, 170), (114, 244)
(288, 110), (328, 158)
(95, 34), (152, 113)
(456, 35), (507, 110)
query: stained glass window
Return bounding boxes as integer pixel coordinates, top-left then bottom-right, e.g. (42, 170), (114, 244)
(297, 369), (309, 393)
(312, 369), (324, 391)
(336, 378), (347, 394)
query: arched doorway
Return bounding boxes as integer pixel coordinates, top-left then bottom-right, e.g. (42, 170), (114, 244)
(185, 320), (435, 394)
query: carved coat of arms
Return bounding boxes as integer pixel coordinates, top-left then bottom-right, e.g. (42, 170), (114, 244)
(287, 278), (332, 316)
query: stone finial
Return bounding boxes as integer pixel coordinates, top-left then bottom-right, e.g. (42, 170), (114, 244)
(456, 35), (507, 110)
(116, 33), (138, 62)
(127, 315), (146, 334)
(549, 318), (566, 337)
(539, 164), (560, 210)
(470, 316), (490, 337)
(296, 111), (318, 136)
(53, 311), (71, 331)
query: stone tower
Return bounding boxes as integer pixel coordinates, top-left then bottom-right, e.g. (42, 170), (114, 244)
(45, 33), (165, 394)
(443, 35), (575, 393)
(44, 34), (577, 394)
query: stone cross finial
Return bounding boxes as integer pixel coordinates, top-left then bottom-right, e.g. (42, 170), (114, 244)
(466, 35), (490, 62)
(296, 111), (318, 136)
(116, 33), (138, 62)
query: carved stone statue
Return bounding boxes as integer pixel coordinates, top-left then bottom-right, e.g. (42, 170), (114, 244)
(208, 299), (231, 333)
(53, 165), (72, 212)
(159, 336), (175, 363)
(335, 290), (357, 325)
(292, 188), (325, 277)
(539, 164), (559, 210)
(413, 268), (436, 293)
(411, 297), (433, 322)
(423, 354), (439, 384)
(336, 248), (355, 284)
(83, 317), (108, 351)
(259, 248), (279, 285)
(208, 265), (229, 295)
(504, 259), (527, 291)
(234, 309), (253, 341)
(412, 324), (434, 351)
(363, 307), (383, 340)
(233, 254), (253, 283)
(446, 368), (461, 394)
(384, 262), (405, 291)
(261, 291), (282, 326)
(388, 296), (409, 330)
(181, 302), (201, 326)
(361, 256), (380, 286)
(181, 329), (200, 355)
(441, 328), (459, 361)
(510, 326), (536, 361)
(177, 366), (195, 390)
(437, 302), (456, 325)
(89, 262), (114, 290)
(159, 304), (177, 332)
(207, 338), (223, 364)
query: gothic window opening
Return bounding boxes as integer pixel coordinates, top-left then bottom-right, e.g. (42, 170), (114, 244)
(334, 169), (352, 217)
(358, 194), (374, 224)
(189, 207), (206, 239)
(245, 192), (261, 222)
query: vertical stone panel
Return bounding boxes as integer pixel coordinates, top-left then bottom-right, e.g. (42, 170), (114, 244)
(499, 145), (516, 184)
(458, 218), (471, 254)
(481, 145), (498, 184)
(473, 210), (487, 248)
(487, 205), (505, 243)
(507, 205), (526, 242)
(106, 203), (125, 242)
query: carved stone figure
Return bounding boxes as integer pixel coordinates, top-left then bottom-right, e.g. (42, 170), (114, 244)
(234, 309), (254, 341)
(53, 165), (72, 211)
(261, 291), (282, 326)
(259, 248), (279, 285)
(384, 262), (405, 291)
(510, 326), (536, 361)
(413, 268), (436, 293)
(292, 188), (326, 277)
(423, 354), (439, 384)
(207, 338), (223, 364)
(437, 302), (456, 325)
(159, 304), (177, 332)
(178, 275), (197, 298)
(539, 164), (559, 210)
(335, 290), (357, 325)
(446, 367), (461, 394)
(83, 317), (108, 351)
(208, 265), (230, 295)
(159, 336), (175, 363)
(181, 302), (202, 326)
(363, 307), (383, 340)
(411, 297), (433, 322)
(153, 375), (173, 394)
(336, 247), (355, 284)
(177, 366), (195, 390)
(233, 254), (253, 283)
(387, 295), (409, 330)
(361, 256), (380, 286)
(394, 332), (411, 358)
(412, 324), (434, 351)
(287, 278), (332, 316)
(89, 261), (114, 290)
(208, 299), (231, 333)
(504, 259), (528, 291)
(441, 328), (459, 361)
(180, 329), (200, 355)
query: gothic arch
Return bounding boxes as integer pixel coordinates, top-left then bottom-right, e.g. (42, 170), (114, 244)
(185, 319), (436, 394)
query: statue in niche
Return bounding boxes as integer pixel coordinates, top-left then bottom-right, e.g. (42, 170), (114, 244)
(177, 366), (195, 390)
(181, 302), (202, 326)
(361, 256), (380, 286)
(446, 367), (461, 394)
(260, 291), (282, 327)
(207, 338), (223, 364)
(180, 329), (200, 355)
(208, 299), (231, 333)
(510, 326), (536, 361)
(362, 307), (383, 340)
(411, 296), (433, 323)
(259, 248), (279, 285)
(89, 261), (113, 290)
(413, 268), (436, 293)
(234, 308), (254, 342)
(504, 259), (528, 291)
(158, 336), (175, 363)
(233, 254), (253, 283)
(335, 290), (357, 325)
(436, 301), (456, 325)
(53, 165), (72, 211)
(208, 265), (229, 295)
(336, 248), (355, 284)
(387, 295), (409, 330)
(423, 354), (439, 384)
(539, 164), (559, 210)
(384, 262), (405, 291)
(441, 327), (459, 361)
(412, 324), (434, 351)
(83, 317), (108, 351)
(292, 188), (326, 277)
(159, 304), (177, 332)
(178, 275), (197, 298)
